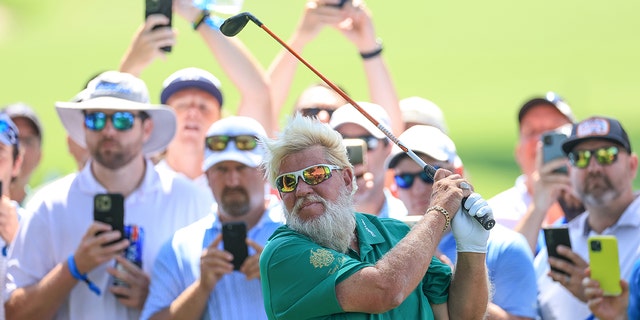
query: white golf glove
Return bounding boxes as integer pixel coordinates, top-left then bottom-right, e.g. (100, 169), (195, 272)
(452, 193), (491, 253)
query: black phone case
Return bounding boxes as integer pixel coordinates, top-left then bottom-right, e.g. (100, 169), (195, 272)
(543, 227), (572, 276)
(145, 0), (173, 52)
(93, 193), (125, 246)
(222, 222), (248, 270)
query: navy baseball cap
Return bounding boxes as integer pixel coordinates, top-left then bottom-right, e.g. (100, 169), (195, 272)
(562, 116), (631, 154)
(160, 68), (224, 107)
(518, 91), (575, 125)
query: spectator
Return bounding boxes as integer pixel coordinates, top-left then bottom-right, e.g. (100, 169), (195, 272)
(0, 114), (24, 320)
(259, 114), (491, 319)
(268, 0), (403, 134)
(119, 0), (272, 192)
(399, 96), (448, 133)
(4, 71), (211, 319)
(1, 103), (42, 206)
(534, 116), (640, 319)
(387, 125), (538, 319)
(329, 102), (407, 218)
(142, 116), (284, 320)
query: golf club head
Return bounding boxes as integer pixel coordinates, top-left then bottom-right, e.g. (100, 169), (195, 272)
(220, 12), (253, 37)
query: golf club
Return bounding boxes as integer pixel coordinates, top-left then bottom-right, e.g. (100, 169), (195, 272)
(220, 12), (495, 231)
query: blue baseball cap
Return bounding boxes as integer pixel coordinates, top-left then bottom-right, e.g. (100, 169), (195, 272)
(160, 68), (224, 107)
(0, 113), (20, 149)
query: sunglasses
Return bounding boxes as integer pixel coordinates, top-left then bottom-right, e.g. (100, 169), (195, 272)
(394, 166), (439, 189)
(84, 111), (143, 131)
(205, 135), (258, 151)
(568, 146), (619, 169)
(299, 107), (336, 118)
(275, 164), (341, 193)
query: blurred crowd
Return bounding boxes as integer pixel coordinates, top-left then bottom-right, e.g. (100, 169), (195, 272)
(1, 0), (638, 319)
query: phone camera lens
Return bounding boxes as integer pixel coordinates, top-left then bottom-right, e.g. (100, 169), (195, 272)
(590, 240), (602, 252)
(543, 135), (552, 145)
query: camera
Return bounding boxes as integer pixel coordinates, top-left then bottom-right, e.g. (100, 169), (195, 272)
(344, 139), (367, 166)
(590, 240), (602, 252)
(94, 194), (112, 212)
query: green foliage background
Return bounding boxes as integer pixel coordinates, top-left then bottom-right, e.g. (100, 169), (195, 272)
(1, 0), (639, 198)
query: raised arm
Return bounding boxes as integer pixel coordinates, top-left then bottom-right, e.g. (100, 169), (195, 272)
(119, 14), (176, 77)
(173, 0), (272, 134)
(338, 1), (403, 135)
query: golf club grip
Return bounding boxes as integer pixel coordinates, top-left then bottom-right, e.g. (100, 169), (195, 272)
(461, 196), (496, 230)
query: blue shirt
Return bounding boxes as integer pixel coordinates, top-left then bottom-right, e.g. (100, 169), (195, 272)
(629, 259), (640, 319)
(141, 197), (285, 320)
(438, 224), (538, 318)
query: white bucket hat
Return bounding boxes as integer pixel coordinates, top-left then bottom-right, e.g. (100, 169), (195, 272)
(55, 71), (177, 155)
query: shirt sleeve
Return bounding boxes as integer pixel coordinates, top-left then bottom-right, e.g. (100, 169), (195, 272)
(260, 232), (370, 320)
(140, 239), (187, 320)
(422, 256), (452, 305)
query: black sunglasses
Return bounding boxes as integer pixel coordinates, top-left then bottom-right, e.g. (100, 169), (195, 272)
(299, 107), (336, 118)
(394, 166), (440, 189)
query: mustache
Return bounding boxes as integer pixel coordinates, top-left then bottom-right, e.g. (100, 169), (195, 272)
(292, 195), (327, 215)
(222, 187), (248, 197)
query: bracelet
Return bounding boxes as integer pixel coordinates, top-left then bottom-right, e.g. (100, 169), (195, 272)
(67, 255), (101, 295)
(427, 205), (451, 232)
(359, 40), (383, 60)
(193, 10), (210, 30)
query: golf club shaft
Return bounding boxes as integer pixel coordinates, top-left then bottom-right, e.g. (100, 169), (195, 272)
(234, 13), (494, 230)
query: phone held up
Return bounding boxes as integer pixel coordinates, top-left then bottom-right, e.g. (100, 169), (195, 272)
(93, 193), (125, 246)
(344, 138), (367, 166)
(543, 227), (572, 276)
(145, 0), (173, 52)
(588, 235), (622, 296)
(222, 222), (249, 270)
(541, 130), (569, 174)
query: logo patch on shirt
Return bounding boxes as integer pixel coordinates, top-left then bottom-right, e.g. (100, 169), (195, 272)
(309, 248), (335, 268)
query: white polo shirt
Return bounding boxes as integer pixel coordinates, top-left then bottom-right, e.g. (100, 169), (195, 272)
(6, 159), (211, 320)
(535, 195), (640, 319)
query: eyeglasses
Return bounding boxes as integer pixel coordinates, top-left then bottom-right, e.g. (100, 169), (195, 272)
(344, 135), (381, 151)
(205, 135), (258, 151)
(0, 120), (18, 146)
(84, 111), (142, 131)
(299, 107), (336, 118)
(568, 146), (619, 169)
(394, 166), (439, 189)
(275, 164), (341, 193)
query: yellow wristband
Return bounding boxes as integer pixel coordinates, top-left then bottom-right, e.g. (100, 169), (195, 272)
(427, 205), (451, 232)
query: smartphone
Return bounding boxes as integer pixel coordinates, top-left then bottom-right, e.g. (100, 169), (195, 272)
(344, 138), (367, 166)
(222, 222), (248, 270)
(543, 227), (572, 276)
(541, 131), (568, 174)
(93, 193), (125, 246)
(145, 0), (173, 52)
(588, 236), (622, 296)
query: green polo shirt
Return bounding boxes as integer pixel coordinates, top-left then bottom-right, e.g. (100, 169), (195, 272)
(260, 212), (452, 320)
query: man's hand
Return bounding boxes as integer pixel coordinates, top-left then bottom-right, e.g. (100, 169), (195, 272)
(198, 235), (234, 292)
(108, 255), (151, 309)
(548, 245), (589, 302)
(119, 14), (176, 76)
(0, 195), (18, 244)
(239, 239), (263, 280)
(452, 193), (490, 253)
(583, 269), (630, 320)
(73, 222), (130, 274)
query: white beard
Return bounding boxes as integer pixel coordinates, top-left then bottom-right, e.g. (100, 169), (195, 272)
(285, 188), (356, 253)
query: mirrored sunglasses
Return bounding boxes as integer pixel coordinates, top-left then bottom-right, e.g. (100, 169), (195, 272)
(205, 135), (258, 151)
(275, 164), (341, 193)
(84, 111), (139, 131)
(394, 166), (439, 189)
(568, 146), (619, 169)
